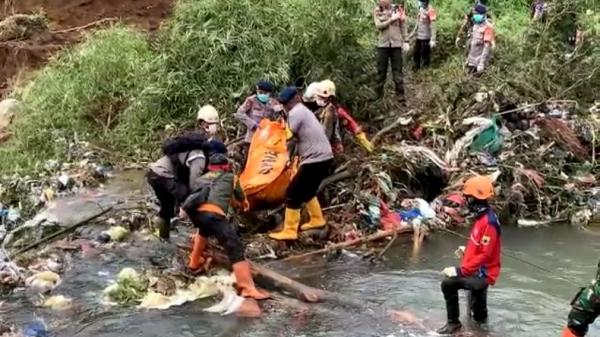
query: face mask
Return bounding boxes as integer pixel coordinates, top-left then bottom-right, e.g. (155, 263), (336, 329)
(473, 13), (485, 24)
(205, 123), (218, 136)
(417, 1), (425, 8)
(256, 93), (270, 104)
(316, 98), (327, 107)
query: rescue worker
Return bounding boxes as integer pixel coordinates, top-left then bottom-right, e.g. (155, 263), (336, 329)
(196, 104), (221, 141)
(303, 80), (374, 154)
(268, 86), (334, 240)
(561, 260), (600, 337)
(235, 80), (283, 164)
(455, 0), (492, 48)
(147, 105), (222, 240)
(374, 0), (410, 103)
(413, 0), (437, 70)
(465, 4), (495, 74)
(184, 153), (269, 316)
(530, 0), (548, 22)
(437, 175), (501, 334)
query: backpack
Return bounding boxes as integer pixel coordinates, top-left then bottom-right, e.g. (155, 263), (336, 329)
(181, 172), (228, 215)
(162, 132), (212, 186)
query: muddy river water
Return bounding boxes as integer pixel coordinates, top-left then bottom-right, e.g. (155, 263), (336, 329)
(3, 171), (600, 337)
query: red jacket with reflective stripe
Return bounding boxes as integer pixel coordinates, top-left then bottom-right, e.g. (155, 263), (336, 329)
(460, 209), (502, 285)
(336, 106), (362, 135)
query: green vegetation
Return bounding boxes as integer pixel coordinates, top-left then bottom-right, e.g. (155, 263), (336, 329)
(1, 0), (598, 173)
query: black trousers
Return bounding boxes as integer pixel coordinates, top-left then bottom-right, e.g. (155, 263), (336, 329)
(441, 276), (489, 323)
(375, 47), (405, 98)
(286, 159), (333, 209)
(414, 39), (431, 69)
(146, 170), (189, 222)
(189, 211), (245, 264)
(566, 285), (600, 336)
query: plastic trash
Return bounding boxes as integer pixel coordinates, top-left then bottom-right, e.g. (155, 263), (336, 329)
(414, 198), (435, 219)
(398, 209), (422, 221)
(470, 117), (504, 156)
(23, 320), (48, 337)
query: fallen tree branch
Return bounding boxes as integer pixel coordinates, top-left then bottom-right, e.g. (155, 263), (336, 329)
(51, 18), (118, 34)
(9, 206), (113, 258)
(371, 113), (414, 146)
(317, 169), (355, 193)
(376, 232), (398, 260)
(283, 227), (413, 262)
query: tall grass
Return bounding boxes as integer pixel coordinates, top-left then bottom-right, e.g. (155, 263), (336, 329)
(2, 27), (154, 172)
(1, 0), (598, 174)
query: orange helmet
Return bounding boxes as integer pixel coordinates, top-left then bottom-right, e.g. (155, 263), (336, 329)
(462, 175), (494, 200)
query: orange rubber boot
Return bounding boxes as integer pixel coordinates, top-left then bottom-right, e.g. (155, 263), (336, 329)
(561, 327), (579, 337)
(188, 233), (206, 271)
(233, 260), (271, 300)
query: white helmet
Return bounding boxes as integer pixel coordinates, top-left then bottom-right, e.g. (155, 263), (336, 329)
(196, 104), (219, 123)
(315, 80), (336, 98)
(303, 82), (321, 102)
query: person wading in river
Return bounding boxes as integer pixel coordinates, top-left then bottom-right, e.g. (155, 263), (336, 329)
(147, 105), (225, 239)
(268, 86), (334, 240)
(437, 175), (501, 334)
(183, 152), (270, 316)
(561, 259), (600, 337)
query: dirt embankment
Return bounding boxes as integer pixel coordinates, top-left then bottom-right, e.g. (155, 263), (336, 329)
(0, 0), (174, 98)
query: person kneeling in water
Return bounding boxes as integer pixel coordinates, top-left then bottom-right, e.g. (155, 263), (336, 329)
(561, 259), (600, 337)
(183, 153), (270, 314)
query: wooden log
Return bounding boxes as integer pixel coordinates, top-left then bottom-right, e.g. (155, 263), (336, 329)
(283, 227), (413, 262)
(249, 261), (325, 303)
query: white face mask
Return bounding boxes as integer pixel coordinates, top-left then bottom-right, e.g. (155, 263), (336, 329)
(205, 123), (218, 135)
(316, 98), (327, 107)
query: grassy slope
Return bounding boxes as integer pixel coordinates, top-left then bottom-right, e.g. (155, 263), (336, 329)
(1, 0), (597, 174)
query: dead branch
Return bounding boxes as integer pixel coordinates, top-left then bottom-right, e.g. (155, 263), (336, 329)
(283, 227), (413, 262)
(51, 18), (118, 34)
(371, 112), (415, 146)
(9, 206), (113, 258)
(317, 169), (355, 193)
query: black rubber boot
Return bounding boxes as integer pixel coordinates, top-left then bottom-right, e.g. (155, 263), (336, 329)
(436, 322), (463, 334)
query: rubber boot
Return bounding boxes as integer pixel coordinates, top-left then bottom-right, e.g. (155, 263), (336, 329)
(188, 233), (206, 272)
(233, 261), (270, 300)
(234, 298), (262, 318)
(268, 208), (300, 240)
(436, 322), (462, 334)
(300, 197), (326, 231)
(154, 216), (170, 240)
(561, 327), (580, 337)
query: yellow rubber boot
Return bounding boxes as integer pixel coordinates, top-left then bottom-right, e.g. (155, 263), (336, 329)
(268, 208), (300, 240)
(300, 197), (326, 231)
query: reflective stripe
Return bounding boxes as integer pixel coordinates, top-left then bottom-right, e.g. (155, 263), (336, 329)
(470, 234), (481, 246)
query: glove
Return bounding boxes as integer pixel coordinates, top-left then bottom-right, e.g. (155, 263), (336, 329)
(454, 245), (466, 259)
(391, 12), (401, 21)
(441, 266), (458, 278)
(402, 42), (410, 52)
(429, 40), (436, 48)
(355, 132), (374, 152)
(477, 63), (485, 73)
(179, 208), (188, 220)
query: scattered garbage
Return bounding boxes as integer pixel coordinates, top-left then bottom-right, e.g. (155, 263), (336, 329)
(97, 226), (129, 243)
(41, 295), (73, 310)
(25, 271), (61, 294)
(22, 320), (48, 337)
(103, 268), (149, 305)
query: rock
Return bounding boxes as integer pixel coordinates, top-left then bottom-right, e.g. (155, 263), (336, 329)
(0, 98), (21, 129)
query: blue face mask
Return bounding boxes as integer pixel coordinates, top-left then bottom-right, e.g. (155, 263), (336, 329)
(473, 13), (485, 24)
(256, 93), (270, 104)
